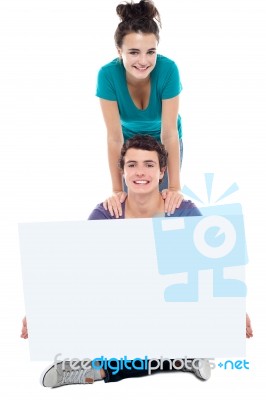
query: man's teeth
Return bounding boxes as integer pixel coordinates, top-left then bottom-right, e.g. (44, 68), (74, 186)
(135, 180), (148, 184)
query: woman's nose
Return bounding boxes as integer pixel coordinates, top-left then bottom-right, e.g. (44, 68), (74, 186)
(138, 53), (147, 65)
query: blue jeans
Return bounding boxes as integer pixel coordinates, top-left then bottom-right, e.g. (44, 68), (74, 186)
(104, 359), (183, 383)
(159, 138), (183, 191)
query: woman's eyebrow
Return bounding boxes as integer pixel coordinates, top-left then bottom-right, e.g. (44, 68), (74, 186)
(128, 47), (156, 51)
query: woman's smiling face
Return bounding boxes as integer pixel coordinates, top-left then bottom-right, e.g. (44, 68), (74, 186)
(117, 32), (158, 81)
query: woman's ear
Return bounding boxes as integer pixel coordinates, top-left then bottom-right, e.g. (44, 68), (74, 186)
(117, 46), (122, 59)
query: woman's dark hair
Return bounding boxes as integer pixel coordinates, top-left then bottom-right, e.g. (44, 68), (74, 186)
(119, 134), (168, 173)
(114, 0), (161, 48)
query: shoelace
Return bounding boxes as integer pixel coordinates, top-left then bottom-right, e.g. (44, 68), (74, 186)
(61, 368), (93, 384)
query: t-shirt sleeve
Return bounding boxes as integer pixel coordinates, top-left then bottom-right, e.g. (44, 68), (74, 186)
(170, 200), (202, 217)
(184, 205), (202, 217)
(88, 204), (112, 220)
(161, 62), (183, 100)
(96, 67), (117, 101)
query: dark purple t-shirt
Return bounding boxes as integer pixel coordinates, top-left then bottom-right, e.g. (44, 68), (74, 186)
(88, 200), (201, 220)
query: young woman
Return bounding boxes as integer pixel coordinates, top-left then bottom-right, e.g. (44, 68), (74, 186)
(96, 0), (183, 218)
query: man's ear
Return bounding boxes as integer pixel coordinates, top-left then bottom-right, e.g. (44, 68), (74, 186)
(160, 167), (166, 180)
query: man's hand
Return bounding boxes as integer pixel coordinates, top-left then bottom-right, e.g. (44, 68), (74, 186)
(246, 313), (253, 338)
(161, 189), (184, 215)
(21, 316), (28, 339)
(103, 191), (127, 218)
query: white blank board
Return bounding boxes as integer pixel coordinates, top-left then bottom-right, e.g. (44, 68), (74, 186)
(19, 218), (246, 361)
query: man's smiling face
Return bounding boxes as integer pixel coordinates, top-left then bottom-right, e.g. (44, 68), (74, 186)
(123, 148), (164, 194)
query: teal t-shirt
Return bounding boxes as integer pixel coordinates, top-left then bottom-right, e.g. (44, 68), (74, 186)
(96, 55), (183, 141)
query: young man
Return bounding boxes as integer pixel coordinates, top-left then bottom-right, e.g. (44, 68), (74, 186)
(39, 135), (210, 388)
(89, 134), (200, 220)
(21, 135), (253, 387)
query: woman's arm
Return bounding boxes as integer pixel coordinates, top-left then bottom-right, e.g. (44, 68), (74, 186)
(99, 99), (127, 217)
(161, 95), (183, 214)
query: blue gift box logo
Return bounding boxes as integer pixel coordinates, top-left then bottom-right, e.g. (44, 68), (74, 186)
(152, 174), (248, 302)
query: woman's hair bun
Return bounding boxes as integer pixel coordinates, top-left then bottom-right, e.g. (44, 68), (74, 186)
(116, 0), (159, 23)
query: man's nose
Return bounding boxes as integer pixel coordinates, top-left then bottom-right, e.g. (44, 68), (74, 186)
(136, 167), (145, 176)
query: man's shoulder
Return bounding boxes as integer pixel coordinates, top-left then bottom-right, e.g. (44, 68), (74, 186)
(169, 200), (202, 217)
(88, 203), (113, 220)
(88, 203), (125, 220)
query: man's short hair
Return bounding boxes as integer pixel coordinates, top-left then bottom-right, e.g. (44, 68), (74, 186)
(119, 134), (168, 171)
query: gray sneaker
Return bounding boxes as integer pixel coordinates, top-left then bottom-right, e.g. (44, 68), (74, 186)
(191, 359), (211, 380)
(182, 358), (211, 381)
(40, 360), (96, 388)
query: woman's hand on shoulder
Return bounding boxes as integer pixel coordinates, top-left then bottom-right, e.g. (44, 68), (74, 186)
(103, 191), (127, 218)
(21, 316), (28, 339)
(161, 188), (184, 215)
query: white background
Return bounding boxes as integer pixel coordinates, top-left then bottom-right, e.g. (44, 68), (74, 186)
(0, 0), (265, 398)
